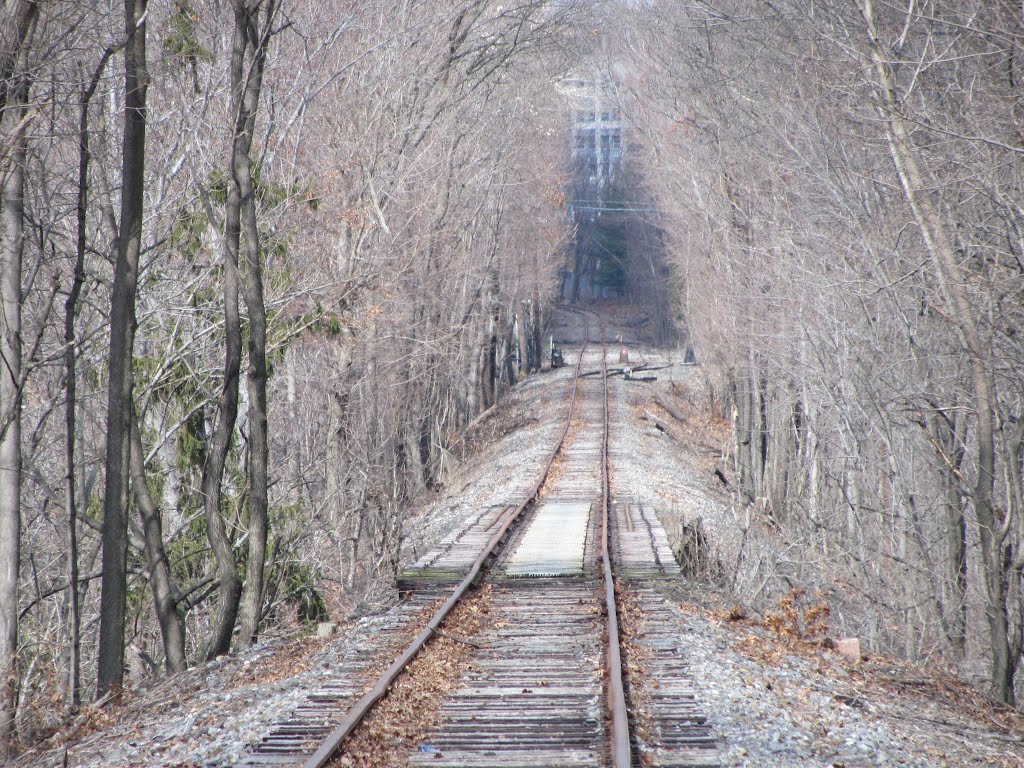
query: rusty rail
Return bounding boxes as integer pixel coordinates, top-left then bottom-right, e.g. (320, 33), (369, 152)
(301, 308), (595, 768)
(596, 313), (632, 768)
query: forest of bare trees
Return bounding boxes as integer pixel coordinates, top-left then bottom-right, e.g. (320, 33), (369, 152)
(4, 0), (1024, 755)
(0, 0), (581, 752)
(613, 0), (1024, 706)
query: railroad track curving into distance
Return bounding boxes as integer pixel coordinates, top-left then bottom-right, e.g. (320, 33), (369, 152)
(237, 305), (717, 768)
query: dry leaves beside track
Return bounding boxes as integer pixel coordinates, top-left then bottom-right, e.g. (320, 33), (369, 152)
(329, 585), (498, 768)
(618, 586), (657, 764)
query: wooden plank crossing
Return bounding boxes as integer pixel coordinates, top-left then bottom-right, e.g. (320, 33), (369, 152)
(408, 581), (605, 767)
(611, 500), (680, 579)
(504, 502), (592, 577)
(398, 504), (518, 587)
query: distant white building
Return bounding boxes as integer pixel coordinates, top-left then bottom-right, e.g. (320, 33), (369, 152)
(559, 72), (623, 193)
(557, 70), (626, 301)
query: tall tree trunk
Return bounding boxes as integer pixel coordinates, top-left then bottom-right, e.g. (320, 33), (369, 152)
(199, 0), (279, 658)
(516, 305), (529, 377)
(1006, 418), (1024, 688)
(129, 413), (187, 674)
(200, 126), (243, 663)
(98, 0), (149, 698)
(465, 308), (485, 417)
(531, 288), (542, 372)
(65, 46), (114, 712)
(0, 80), (27, 764)
(327, 389), (349, 583)
(200, 355), (242, 660)
(733, 365), (764, 504)
(0, 2), (36, 749)
(862, 0), (1008, 703)
(480, 276), (499, 408)
(64, 81), (89, 716)
(930, 406), (967, 658)
(232, 0), (274, 649)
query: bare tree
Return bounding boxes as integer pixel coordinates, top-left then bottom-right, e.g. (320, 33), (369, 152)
(98, 0), (149, 698)
(233, 0), (276, 650)
(0, 67), (26, 767)
(0, 0), (37, 752)
(608, 0), (1024, 703)
(858, 0), (1009, 703)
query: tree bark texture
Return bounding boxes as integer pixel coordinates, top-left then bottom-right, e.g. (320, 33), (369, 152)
(0, 1), (35, 749)
(0, 1), (36, 117)
(98, 0), (148, 698)
(200, 127), (243, 663)
(929, 406), (967, 658)
(733, 364), (766, 504)
(231, 0), (274, 650)
(64, 79), (89, 715)
(65, 45), (114, 711)
(516, 307), (528, 377)
(129, 414), (187, 674)
(0, 79), (26, 762)
(531, 288), (542, 372)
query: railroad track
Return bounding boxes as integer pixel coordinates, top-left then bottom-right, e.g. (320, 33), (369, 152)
(238, 306), (717, 768)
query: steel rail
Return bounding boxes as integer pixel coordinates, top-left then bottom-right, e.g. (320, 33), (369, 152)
(302, 308), (594, 768)
(597, 314), (633, 768)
